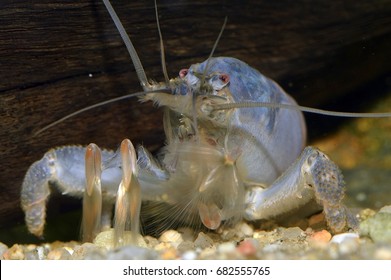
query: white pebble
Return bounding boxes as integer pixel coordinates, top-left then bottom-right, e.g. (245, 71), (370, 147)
(182, 250), (197, 260)
(218, 242), (236, 254)
(239, 222), (254, 237)
(159, 230), (183, 244)
(330, 233), (359, 244)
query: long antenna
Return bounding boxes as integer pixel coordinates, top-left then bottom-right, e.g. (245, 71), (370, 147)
(200, 17), (228, 87)
(33, 90), (169, 136)
(102, 0), (150, 90)
(154, 0), (170, 85)
(212, 101), (391, 118)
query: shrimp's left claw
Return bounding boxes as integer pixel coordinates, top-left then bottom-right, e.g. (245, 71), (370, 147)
(245, 146), (358, 233)
(113, 139), (141, 246)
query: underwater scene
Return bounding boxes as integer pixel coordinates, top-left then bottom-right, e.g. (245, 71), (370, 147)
(0, 0), (390, 259)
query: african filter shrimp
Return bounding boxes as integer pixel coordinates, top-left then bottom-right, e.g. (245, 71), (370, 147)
(20, 0), (391, 245)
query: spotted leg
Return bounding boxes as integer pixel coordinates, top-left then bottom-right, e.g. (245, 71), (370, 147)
(245, 146), (358, 233)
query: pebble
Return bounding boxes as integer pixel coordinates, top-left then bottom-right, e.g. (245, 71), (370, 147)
(360, 210), (391, 243)
(262, 243), (283, 254)
(0, 242), (8, 259)
(379, 205), (391, 214)
(177, 227), (195, 241)
(159, 230), (183, 246)
(160, 247), (178, 260)
(107, 245), (158, 260)
(47, 248), (72, 260)
(281, 227), (304, 240)
(3, 207), (391, 260)
(4, 244), (24, 260)
(330, 233), (360, 256)
(93, 229), (147, 249)
(144, 236), (159, 248)
(308, 213), (326, 227)
(219, 228), (235, 241)
(217, 242), (236, 254)
(181, 250), (197, 260)
(237, 239), (258, 256)
(72, 243), (106, 260)
(154, 242), (173, 251)
(359, 208), (377, 221)
(330, 233), (360, 244)
(177, 241), (195, 253)
(194, 232), (214, 249)
(37, 246), (49, 260)
(238, 222), (254, 237)
(198, 246), (217, 259)
(309, 230), (332, 243)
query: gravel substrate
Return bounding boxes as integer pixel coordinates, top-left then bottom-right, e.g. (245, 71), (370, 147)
(2, 206), (391, 260)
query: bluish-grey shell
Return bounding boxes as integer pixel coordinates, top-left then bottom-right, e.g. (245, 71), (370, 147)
(187, 57), (307, 185)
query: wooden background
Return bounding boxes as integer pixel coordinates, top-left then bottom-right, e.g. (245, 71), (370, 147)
(0, 0), (390, 240)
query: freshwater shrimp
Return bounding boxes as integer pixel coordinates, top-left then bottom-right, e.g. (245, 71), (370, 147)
(20, 0), (391, 244)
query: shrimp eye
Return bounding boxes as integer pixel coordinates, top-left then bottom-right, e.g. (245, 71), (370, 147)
(219, 74), (229, 83)
(179, 69), (188, 78)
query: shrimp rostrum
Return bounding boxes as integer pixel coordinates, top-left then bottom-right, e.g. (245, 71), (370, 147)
(21, 0), (360, 243)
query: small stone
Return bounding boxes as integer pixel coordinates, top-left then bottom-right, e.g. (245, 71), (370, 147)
(237, 222), (254, 237)
(159, 230), (183, 246)
(144, 236), (159, 248)
(177, 227), (195, 241)
(308, 212), (326, 229)
(219, 228), (236, 241)
(330, 233), (359, 244)
(359, 208), (377, 221)
(63, 246), (74, 256)
(198, 246), (217, 259)
(360, 211), (391, 243)
(281, 227), (304, 240)
(177, 241), (195, 253)
(4, 244), (24, 260)
(379, 205), (391, 214)
(309, 230), (332, 243)
(72, 243), (106, 260)
(217, 242), (236, 254)
(24, 245), (46, 260)
(24, 250), (40, 260)
(262, 243), (283, 253)
(107, 245), (158, 260)
(330, 233), (360, 255)
(154, 242), (172, 251)
(47, 248), (72, 260)
(194, 232), (214, 249)
(182, 250), (197, 260)
(94, 229), (147, 249)
(35, 246), (47, 260)
(237, 239), (258, 256)
(0, 242), (9, 259)
(160, 247), (178, 260)
(253, 230), (268, 239)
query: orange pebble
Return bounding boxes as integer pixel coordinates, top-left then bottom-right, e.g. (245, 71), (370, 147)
(308, 213), (326, 227)
(310, 230), (332, 243)
(237, 240), (257, 256)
